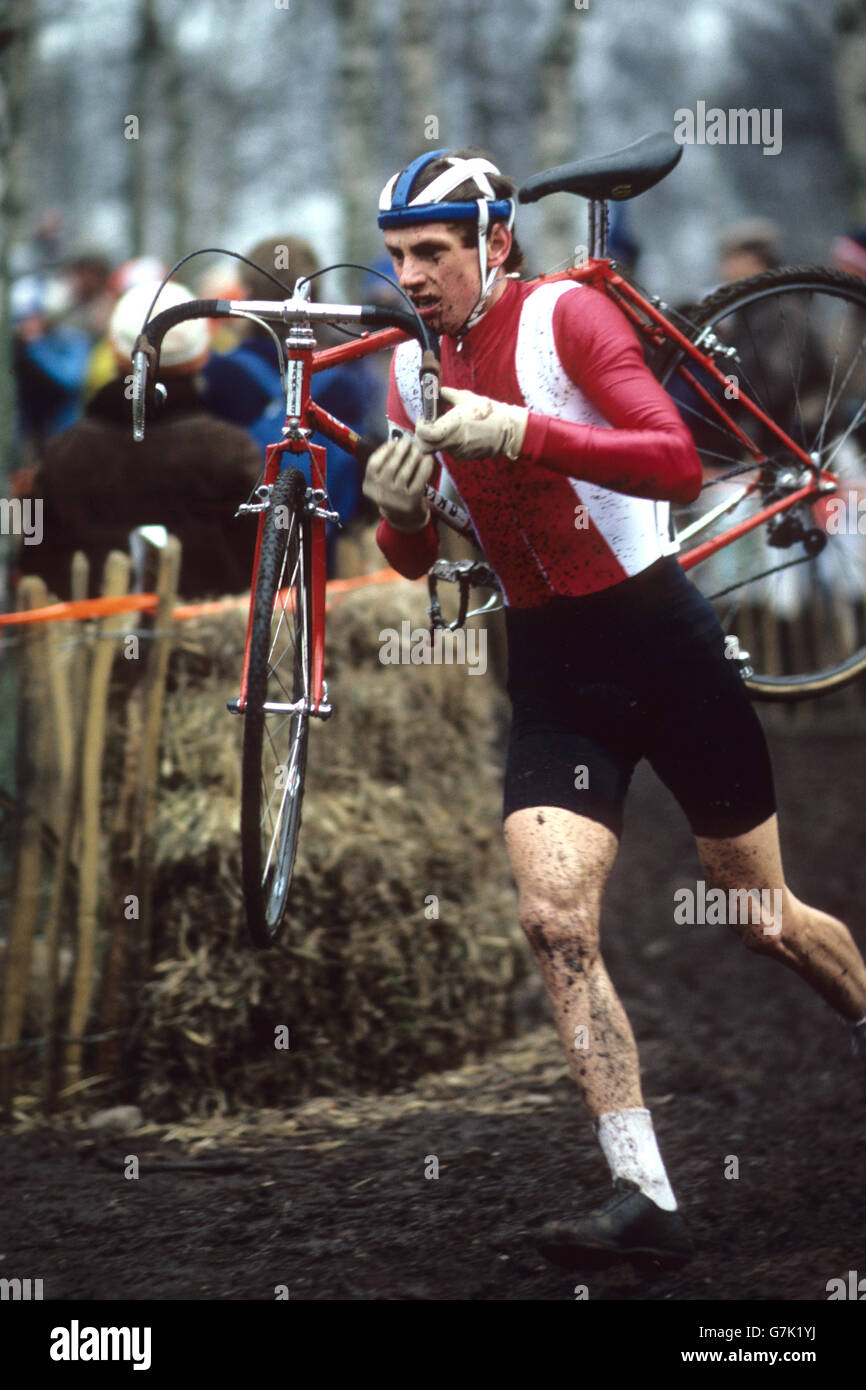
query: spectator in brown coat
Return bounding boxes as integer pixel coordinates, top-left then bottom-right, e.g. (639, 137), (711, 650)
(15, 281), (264, 601)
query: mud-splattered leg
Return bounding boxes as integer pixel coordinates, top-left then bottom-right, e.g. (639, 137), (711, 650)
(504, 805), (643, 1116)
(696, 813), (866, 1021)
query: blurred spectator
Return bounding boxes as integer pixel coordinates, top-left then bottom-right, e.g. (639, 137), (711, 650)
(359, 253), (403, 310)
(63, 251), (113, 339)
(14, 281), (263, 602)
(10, 208), (65, 278)
(203, 235), (380, 573)
(107, 255), (170, 299)
(832, 228), (866, 280)
(12, 273), (91, 463)
(718, 218), (781, 282)
(203, 235), (319, 430)
(84, 255), (170, 399)
(196, 263), (247, 353)
(350, 256), (400, 532)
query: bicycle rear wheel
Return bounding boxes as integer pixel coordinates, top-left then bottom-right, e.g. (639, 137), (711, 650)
(241, 466), (312, 946)
(661, 266), (866, 699)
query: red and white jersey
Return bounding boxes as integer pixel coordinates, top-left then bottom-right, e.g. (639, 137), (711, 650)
(379, 276), (701, 607)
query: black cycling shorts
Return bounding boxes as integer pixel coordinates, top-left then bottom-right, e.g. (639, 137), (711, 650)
(502, 556), (777, 839)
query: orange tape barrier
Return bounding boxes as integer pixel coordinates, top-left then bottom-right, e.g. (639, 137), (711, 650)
(0, 567), (405, 629)
(324, 567), (405, 609)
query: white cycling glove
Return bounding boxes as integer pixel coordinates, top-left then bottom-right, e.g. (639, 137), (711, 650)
(363, 433), (433, 532)
(414, 386), (529, 462)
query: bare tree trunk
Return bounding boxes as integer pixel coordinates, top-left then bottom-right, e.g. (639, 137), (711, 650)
(835, 2), (866, 223)
(400, 0), (436, 151)
(334, 0), (378, 284)
(533, 4), (581, 275)
(164, 35), (191, 263)
(127, 0), (159, 257)
(0, 0), (32, 495)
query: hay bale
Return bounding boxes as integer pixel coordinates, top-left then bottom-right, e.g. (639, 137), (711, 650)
(129, 579), (531, 1118)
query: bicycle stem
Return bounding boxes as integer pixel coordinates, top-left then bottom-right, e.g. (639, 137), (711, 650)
(130, 295), (441, 440)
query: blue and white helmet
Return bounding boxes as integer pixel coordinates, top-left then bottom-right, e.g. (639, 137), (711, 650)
(378, 149), (516, 328)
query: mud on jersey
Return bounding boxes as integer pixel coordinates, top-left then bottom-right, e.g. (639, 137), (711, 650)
(379, 276), (701, 608)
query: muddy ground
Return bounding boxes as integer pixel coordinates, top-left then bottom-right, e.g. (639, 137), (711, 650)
(2, 721), (865, 1304)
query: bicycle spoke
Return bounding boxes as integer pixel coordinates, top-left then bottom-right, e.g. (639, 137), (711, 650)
(813, 313), (866, 452)
(812, 298), (850, 458)
(777, 293), (809, 450)
(740, 307), (775, 424)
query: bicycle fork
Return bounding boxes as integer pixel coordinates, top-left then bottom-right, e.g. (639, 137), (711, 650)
(229, 320), (337, 721)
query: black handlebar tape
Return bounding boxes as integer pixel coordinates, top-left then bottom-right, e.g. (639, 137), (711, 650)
(140, 298), (231, 348)
(357, 304), (440, 359)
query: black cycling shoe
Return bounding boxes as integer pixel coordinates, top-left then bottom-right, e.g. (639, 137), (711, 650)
(538, 1178), (694, 1271)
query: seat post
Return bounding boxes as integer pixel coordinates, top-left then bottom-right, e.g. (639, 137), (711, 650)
(587, 199), (609, 258)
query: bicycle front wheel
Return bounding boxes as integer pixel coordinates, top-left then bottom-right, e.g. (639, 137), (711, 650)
(661, 266), (866, 699)
(241, 466), (312, 947)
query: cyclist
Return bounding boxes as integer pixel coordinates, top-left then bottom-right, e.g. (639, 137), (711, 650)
(363, 146), (866, 1269)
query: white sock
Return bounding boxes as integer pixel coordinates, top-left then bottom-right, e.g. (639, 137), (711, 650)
(596, 1108), (678, 1211)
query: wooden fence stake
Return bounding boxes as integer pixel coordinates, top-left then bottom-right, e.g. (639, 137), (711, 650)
(0, 577), (51, 1116)
(64, 551), (131, 1086)
(42, 552), (89, 1110)
(97, 534), (180, 1076)
(132, 535), (181, 972)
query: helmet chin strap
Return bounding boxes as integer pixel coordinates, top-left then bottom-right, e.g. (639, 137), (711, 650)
(458, 197), (517, 336)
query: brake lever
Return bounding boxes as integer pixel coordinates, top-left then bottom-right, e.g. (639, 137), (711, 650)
(131, 335), (160, 442)
(131, 349), (148, 442)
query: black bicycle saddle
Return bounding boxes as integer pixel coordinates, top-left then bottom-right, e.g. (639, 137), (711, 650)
(518, 131), (682, 204)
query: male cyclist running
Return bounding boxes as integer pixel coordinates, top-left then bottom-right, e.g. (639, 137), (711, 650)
(363, 147), (866, 1268)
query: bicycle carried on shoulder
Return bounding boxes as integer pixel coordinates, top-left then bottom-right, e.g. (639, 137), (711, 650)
(131, 131), (866, 947)
(517, 131), (866, 702)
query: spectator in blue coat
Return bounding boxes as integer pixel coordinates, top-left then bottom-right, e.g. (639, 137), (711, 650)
(12, 274), (91, 458)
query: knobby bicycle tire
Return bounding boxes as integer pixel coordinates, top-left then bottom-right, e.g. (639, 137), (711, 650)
(659, 265), (866, 700)
(241, 466), (312, 947)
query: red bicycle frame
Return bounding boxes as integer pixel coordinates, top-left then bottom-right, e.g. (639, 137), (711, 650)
(591, 261), (839, 570)
(235, 257), (841, 704)
(237, 332), (331, 716)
